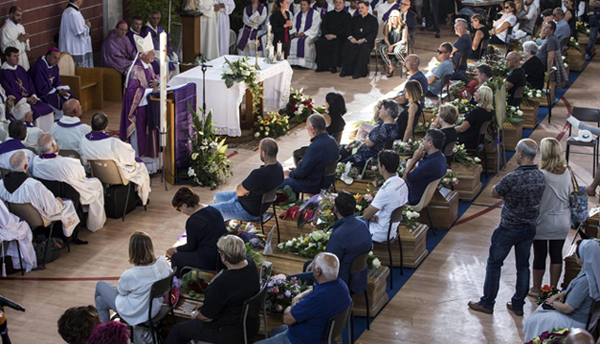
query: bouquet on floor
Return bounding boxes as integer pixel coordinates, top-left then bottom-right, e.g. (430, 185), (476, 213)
(279, 88), (320, 123)
(440, 169), (459, 188)
(367, 251), (382, 272)
(181, 269), (212, 299)
(505, 105), (525, 124)
(221, 57), (263, 114)
(265, 275), (310, 312)
(452, 143), (481, 167)
(536, 285), (561, 305)
(450, 98), (475, 115)
(394, 138), (422, 156)
(524, 328), (570, 344)
(252, 112), (290, 138)
(186, 109), (232, 189)
(277, 230), (332, 258)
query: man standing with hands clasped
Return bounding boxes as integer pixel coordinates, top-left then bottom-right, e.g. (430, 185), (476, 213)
(469, 139), (546, 316)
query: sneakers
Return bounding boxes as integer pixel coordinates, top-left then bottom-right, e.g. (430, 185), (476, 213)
(468, 301), (493, 314)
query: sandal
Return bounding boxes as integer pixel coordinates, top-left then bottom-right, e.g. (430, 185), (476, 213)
(527, 290), (540, 298)
(387, 69), (395, 78)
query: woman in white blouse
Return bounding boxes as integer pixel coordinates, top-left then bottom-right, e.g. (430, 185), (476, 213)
(490, 1), (517, 44)
(94, 231), (173, 325)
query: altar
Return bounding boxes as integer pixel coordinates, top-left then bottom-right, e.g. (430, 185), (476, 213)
(168, 55), (294, 137)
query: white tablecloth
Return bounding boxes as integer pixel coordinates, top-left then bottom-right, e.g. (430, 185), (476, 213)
(168, 55), (294, 137)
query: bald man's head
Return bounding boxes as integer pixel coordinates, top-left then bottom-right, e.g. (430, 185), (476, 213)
(38, 134), (58, 155)
(505, 51), (520, 69)
(9, 151), (28, 172)
(405, 54), (420, 72)
(313, 252), (340, 282)
(516, 138), (538, 164)
(63, 99), (82, 118)
(565, 329), (595, 344)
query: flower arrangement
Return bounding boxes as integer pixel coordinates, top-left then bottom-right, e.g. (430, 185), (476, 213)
(450, 98), (475, 115)
(576, 21), (590, 36)
(524, 328), (570, 344)
(274, 185), (298, 207)
(367, 251), (382, 271)
(505, 105), (525, 123)
(448, 81), (466, 100)
(315, 195), (336, 231)
(265, 275), (310, 312)
(414, 119), (432, 133)
(536, 285), (560, 305)
(186, 109), (232, 189)
(490, 60), (511, 78)
(568, 36), (580, 48)
(297, 194), (321, 228)
(279, 205), (301, 220)
(277, 230), (332, 258)
(452, 143), (481, 167)
(393, 138), (421, 156)
(336, 162), (359, 180)
(221, 57), (264, 114)
(252, 112), (290, 138)
(402, 207), (421, 228)
(279, 88), (319, 123)
(181, 269), (211, 299)
(354, 191), (376, 216)
(440, 169), (459, 188)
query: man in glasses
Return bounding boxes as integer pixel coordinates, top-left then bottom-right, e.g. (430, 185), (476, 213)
(399, 0), (418, 43)
(552, 8), (569, 45)
(425, 42), (454, 97)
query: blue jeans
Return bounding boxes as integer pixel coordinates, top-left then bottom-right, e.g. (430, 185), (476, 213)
(211, 191), (259, 221)
(588, 25), (599, 56)
(95, 280), (119, 323)
(254, 326), (291, 344)
(480, 225), (536, 311)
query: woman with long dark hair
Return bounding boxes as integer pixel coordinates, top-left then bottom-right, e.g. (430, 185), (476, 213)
(323, 92), (346, 138)
(270, 0), (293, 58)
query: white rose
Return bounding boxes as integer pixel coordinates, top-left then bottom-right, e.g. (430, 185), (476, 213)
(242, 70), (250, 76)
(474, 157), (481, 163)
(373, 258), (381, 269)
(517, 110), (523, 116)
(528, 92), (533, 98)
(254, 132), (260, 138)
(286, 241), (293, 247)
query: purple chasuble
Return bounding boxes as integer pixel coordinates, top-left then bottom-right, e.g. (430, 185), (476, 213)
(85, 132), (112, 141)
(237, 4), (266, 51)
(56, 120), (85, 128)
(0, 66), (54, 121)
(140, 25), (175, 72)
(100, 30), (137, 75)
(370, 0), (380, 9)
(312, 3), (329, 19)
(0, 140), (27, 155)
(28, 57), (75, 111)
(120, 59), (159, 159)
(382, 3), (400, 22)
(294, 9), (314, 58)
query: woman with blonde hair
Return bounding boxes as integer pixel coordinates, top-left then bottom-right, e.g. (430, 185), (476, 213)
(165, 235), (260, 344)
(94, 231), (172, 325)
(456, 85), (494, 149)
(528, 137), (572, 297)
(377, 9), (407, 78)
(396, 80), (423, 141)
(430, 103), (458, 150)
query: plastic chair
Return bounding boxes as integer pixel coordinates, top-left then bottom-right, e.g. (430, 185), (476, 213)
(478, 38), (490, 60)
(1, 239), (23, 276)
(325, 302), (353, 344)
(7, 203), (54, 269)
(240, 284), (269, 344)
(137, 267), (178, 344)
(348, 251), (371, 341)
(331, 131), (343, 146)
(321, 156), (340, 192)
(443, 141), (456, 167)
(89, 159), (137, 222)
(408, 177), (443, 235)
(585, 299), (600, 335)
(466, 120), (491, 176)
(259, 187), (280, 243)
(438, 74), (452, 105)
(58, 149), (80, 160)
(512, 85), (525, 107)
(545, 67), (557, 123)
(566, 107), (600, 176)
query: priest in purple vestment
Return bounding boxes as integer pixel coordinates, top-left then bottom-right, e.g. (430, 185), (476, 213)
(140, 11), (178, 77)
(100, 20), (137, 75)
(0, 47), (54, 131)
(126, 16), (143, 48)
(120, 33), (159, 160)
(28, 47), (75, 115)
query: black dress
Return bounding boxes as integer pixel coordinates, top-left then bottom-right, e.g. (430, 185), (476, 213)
(396, 101), (422, 141)
(522, 56), (545, 90)
(457, 107), (494, 150)
(469, 26), (490, 59)
(326, 111), (346, 135)
(567, 8), (576, 38)
(270, 10), (292, 57)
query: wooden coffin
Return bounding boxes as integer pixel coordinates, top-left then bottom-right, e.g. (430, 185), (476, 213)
(537, 81), (556, 107)
(585, 212), (600, 238)
(484, 141), (499, 174)
(521, 100), (539, 129)
(503, 121), (523, 152)
(417, 187), (459, 230)
(567, 47), (586, 72)
(450, 162), (483, 201)
(372, 222), (429, 268)
(334, 177), (379, 195)
(262, 208), (315, 244)
(423, 108), (435, 122)
(353, 266), (390, 317)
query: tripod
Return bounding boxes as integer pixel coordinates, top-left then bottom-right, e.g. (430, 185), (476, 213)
(0, 295), (25, 344)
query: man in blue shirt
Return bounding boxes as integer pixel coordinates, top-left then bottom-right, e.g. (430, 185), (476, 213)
(280, 114), (339, 195)
(255, 252), (352, 344)
(394, 54), (428, 107)
(403, 128), (447, 205)
(552, 8), (570, 45)
(425, 42), (454, 97)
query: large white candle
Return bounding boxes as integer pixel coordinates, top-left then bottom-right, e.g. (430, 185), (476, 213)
(159, 32), (167, 148)
(277, 42), (282, 55)
(269, 46), (274, 59)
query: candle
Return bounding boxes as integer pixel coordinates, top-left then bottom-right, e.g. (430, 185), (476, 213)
(269, 46), (274, 59)
(277, 42), (282, 55)
(268, 24), (272, 37)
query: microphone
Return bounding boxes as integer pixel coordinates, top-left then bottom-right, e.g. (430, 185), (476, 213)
(0, 296), (24, 312)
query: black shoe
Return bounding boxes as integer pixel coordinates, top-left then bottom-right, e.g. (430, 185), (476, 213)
(72, 237), (88, 245)
(435, 33), (440, 38)
(315, 69), (326, 72)
(330, 67), (337, 73)
(352, 74), (361, 79)
(339, 71), (347, 77)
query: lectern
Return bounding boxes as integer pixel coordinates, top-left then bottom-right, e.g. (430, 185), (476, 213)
(181, 12), (202, 72)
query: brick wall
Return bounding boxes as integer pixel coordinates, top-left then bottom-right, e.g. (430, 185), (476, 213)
(0, 0), (104, 64)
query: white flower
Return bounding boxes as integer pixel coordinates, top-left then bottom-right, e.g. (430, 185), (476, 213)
(224, 67), (233, 75)
(474, 157), (481, 163)
(453, 147), (458, 153)
(527, 92), (533, 98)
(187, 167), (196, 177)
(242, 70), (250, 76)
(202, 139), (208, 146)
(191, 153), (199, 160)
(356, 205), (362, 211)
(517, 110), (523, 116)
(254, 132), (260, 138)
(286, 241), (293, 247)
(260, 126), (264, 130)
(372, 258), (381, 269)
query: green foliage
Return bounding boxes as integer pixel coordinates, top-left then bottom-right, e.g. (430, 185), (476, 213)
(125, 0), (181, 27)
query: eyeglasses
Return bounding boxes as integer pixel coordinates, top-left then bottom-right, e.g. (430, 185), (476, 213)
(437, 49), (447, 54)
(504, 6), (511, 8)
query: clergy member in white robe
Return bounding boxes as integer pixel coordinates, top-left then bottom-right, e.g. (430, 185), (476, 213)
(290, 0), (302, 16)
(312, 0), (334, 19)
(375, 0), (400, 22)
(216, 0), (236, 56)
(0, 121), (36, 171)
(32, 134), (105, 232)
(237, 0), (268, 56)
(50, 99), (91, 155)
(0, 7), (31, 71)
(0, 151), (80, 237)
(0, 200), (36, 273)
(59, 0), (94, 68)
(196, 0), (221, 59)
(288, 0), (321, 70)
(11, 102), (43, 154)
(80, 113), (151, 206)
(0, 86), (14, 142)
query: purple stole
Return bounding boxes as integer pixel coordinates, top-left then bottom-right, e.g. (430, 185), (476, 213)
(237, 3), (266, 50)
(344, 6), (360, 16)
(0, 140), (27, 155)
(29, 57), (74, 110)
(312, 3), (329, 19)
(382, 3), (400, 22)
(0, 66), (54, 120)
(140, 25), (175, 71)
(40, 153), (57, 159)
(370, 0), (380, 9)
(56, 120), (85, 128)
(85, 132), (112, 141)
(294, 9), (314, 58)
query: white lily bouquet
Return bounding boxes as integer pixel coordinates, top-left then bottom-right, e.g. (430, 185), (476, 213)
(221, 57), (264, 114)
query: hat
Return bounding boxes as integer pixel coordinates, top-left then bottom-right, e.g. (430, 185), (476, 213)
(573, 129), (594, 143)
(12, 101), (32, 121)
(134, 33), (154, 54)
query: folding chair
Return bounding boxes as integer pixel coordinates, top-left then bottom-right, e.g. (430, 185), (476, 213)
(7, 203), (55, 269)
(566, 107), (600, 177)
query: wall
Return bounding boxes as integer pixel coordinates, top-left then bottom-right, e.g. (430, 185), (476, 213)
(0, 0), (104, 65)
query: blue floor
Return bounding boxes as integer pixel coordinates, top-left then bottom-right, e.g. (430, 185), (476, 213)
(344, 56), (594, 343)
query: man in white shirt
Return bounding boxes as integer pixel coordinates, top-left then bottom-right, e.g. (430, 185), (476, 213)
(0, 120), (36, 171)
(520, 0), (539, 35)
(360, 150), (408, 242)
(0, 7), (31, 70)
(81, 113), (151, 206)
(59, 0), (94, 67)
(50, 99), (91, 154)
(32, 134), (106, 232)
(0, 150), (80, 238)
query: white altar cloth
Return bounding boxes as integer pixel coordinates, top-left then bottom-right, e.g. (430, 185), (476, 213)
(168, 55), (293, 137)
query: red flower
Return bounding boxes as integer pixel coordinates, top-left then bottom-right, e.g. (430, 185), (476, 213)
(275, 192), (289, 203)
(290, 105), (296, 111)
(291, 99), (296, 105)
(288, 206), (300, 220)
(308, 104), (313, 109)
(303, 209), (314, 221)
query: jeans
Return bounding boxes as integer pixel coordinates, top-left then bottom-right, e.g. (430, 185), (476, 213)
(480, 225), (536, 311)
(211, 191), (259, 221)
(95, 281), (119, 323)
(588, 24), (599, 56)
(254, 326), (291, 344)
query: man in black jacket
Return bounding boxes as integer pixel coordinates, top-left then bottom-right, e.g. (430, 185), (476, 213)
(399, 0), (418, 42)
(315, 0), (351, 73)
(339, 0), (378, 79)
